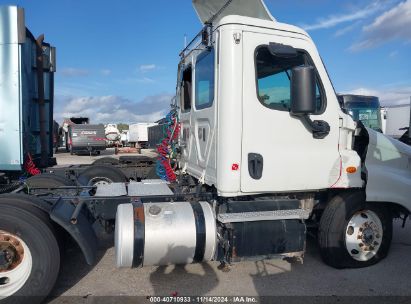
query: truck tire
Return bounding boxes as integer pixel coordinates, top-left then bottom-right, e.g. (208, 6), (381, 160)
(26, 173), (74, 188)
(93, 157), (120, 166)
(318, 191), (392, 268)
(0, 199), (60, 304)
(77, 165), (127, 186)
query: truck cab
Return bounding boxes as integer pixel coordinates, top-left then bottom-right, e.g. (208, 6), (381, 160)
(178, 0), (361, 196)
(2, 2), (411, 302)
(174, 0), (411, 267)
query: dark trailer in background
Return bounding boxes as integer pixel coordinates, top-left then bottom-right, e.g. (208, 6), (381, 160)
(148, 118), (167, 148)
(0, 6), (56, 173)
(68, 124), (106, 155)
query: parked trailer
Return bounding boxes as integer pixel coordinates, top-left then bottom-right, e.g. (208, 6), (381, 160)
(382, 103), (411, 140)
(0, 6), (56, 171)
(120, 130), (130, 146)
(1, 1), (411, 303)
(148, 123), (166, 148)
(68, 124), (106, 155)
(129, 122), (157, 148)
(62, 117), (90, 151)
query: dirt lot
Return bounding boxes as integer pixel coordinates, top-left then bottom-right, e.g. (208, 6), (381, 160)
(48, 151), (411, 301)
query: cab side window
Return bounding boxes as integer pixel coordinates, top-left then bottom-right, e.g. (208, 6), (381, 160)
(256, 46), (324, 113)
(181, 66), (192, 112)
(195, 48), (215, 110)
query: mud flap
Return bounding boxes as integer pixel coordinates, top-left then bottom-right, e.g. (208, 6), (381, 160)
(50, 199), (98, 265)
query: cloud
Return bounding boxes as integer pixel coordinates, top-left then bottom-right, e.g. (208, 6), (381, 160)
(60, 67), (89, 77)
(350, 0), (411, 51)
(389, 50), (399, 58)
(101, 69), (111, 76)
(343, 85), (411, 106)
(119, 77), (156, 84)
(139, 64), (157, 73)
(54, 94), (174, 124)
(136, 77), (155, 83)
(334, 21), (361, 37)
(302, 1), (388, 31)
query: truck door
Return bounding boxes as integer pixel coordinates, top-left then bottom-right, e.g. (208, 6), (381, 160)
(180, 48), (217, 183)
(241, 32), (341, 192)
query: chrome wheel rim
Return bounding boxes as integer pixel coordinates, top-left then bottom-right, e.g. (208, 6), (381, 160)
(345, 210), (383, 262)
(0, 231), (32, 298)
(88, 177), (113, 187)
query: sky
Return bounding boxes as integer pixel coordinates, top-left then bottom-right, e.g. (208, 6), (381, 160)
(1, 0), (411, 124)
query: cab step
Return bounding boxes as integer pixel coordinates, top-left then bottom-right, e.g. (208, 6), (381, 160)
(217, 208), (310, 223)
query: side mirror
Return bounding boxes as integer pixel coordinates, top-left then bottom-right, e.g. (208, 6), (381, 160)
(290, 66), (316, 115)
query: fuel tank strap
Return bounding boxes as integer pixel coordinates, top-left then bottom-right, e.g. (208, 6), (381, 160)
(192, 202), (206, 263)
(132, 202), (145, 268)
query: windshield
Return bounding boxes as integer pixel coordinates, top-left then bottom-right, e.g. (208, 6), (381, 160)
(346, 102), (382, 131)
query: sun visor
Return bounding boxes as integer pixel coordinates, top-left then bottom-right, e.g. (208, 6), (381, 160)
(192, 0), (275, 25)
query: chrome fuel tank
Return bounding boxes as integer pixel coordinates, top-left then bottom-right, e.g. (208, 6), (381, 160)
(115, 201), (217, 268)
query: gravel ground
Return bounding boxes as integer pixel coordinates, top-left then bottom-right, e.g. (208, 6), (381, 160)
(47, 151), (411, 301)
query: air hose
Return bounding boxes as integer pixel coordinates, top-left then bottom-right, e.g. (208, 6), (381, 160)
(156, 110), (180, 182)
(24, 153), (41, 176)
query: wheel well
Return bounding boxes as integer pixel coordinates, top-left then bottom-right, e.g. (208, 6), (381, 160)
(0, 193), (52, 213)
(0, 194), (95, 265)
(370, 201), (410, 219)
(314, 189), (410, 221)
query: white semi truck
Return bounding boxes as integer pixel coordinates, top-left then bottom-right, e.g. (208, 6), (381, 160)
(1, 1), (411, 303)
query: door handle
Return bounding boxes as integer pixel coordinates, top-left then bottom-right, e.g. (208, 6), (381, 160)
(248, 153), (263, 180)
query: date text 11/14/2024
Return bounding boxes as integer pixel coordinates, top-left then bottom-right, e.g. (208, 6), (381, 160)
(149, 296), (258, 303)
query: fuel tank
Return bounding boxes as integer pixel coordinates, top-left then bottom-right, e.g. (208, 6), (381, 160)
(115, 201), (217, 267)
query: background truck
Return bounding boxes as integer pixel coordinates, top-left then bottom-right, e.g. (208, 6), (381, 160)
(68, 124), (106, 155)
(0, 5), (56, 174)
(338, 94), (383, 132)
(381, 103), (411, 144)
(105, 123), (121, 147)
(62, 117), (107, 154)
(62, 117), (89, 151)
(129, 122), (157, 148)
(1, 1), (411, 303)
(0, 6), (155, 190)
